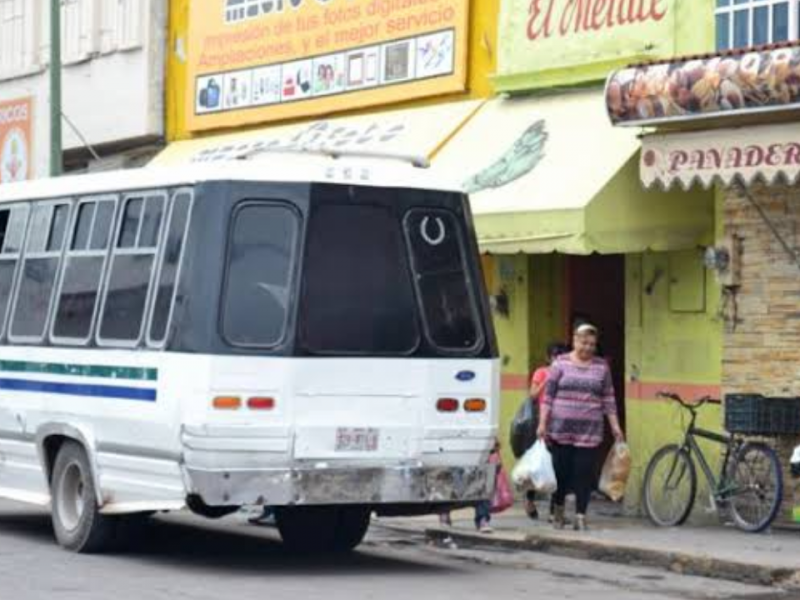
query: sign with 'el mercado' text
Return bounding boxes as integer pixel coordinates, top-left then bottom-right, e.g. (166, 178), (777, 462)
(497, 0), (676, 85)
(187, 0), (470, 132)
(0, 97), (32, 184)
(641, 123), (800, 189)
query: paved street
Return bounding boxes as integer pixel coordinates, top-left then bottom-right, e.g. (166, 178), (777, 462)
(0, 500), (793, 600)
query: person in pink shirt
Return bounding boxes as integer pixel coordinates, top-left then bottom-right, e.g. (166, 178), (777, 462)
(538, 324), (624, 531)
(524, 342), (568, 520)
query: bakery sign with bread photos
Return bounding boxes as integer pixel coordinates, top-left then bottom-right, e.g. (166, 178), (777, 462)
(607, 46), (800, 126)
(187, 0), (470, 132)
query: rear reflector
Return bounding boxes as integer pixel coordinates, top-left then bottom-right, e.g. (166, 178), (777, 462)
(213, 396), (241, 410)
(464, 398), (487, 413)
(436, 398), (459, 412)
(247, 397), (275, 410)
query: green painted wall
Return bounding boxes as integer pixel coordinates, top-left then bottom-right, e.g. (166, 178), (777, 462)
(624, 243), (724, 515)
(625, 400), (724, 519)
(490, 255), (533, 469)
(529, 254), (567, 366)
(497, 0), (715, 92)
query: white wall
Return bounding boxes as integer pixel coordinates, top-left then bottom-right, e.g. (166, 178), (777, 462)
(0, 0), (166, 179)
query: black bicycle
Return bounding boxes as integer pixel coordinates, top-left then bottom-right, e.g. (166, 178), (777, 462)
(642, 392), (783, 533)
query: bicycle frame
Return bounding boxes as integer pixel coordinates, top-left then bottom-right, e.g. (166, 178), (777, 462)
(680, 411), (741, 502)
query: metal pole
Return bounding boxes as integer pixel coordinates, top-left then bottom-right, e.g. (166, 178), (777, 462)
(50, 0), (62, 177)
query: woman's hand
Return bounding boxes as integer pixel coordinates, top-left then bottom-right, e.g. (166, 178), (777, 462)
(612, 426), (625, 444)
(536, 421), (547, 440)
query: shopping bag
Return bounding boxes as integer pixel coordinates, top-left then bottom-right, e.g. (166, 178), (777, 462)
(511, 441), (536, 487)
(599, 442), (632, 502)
(529, 440), (557, 493)
(491, 465), (514, 514)
(509, 397), (538, 459)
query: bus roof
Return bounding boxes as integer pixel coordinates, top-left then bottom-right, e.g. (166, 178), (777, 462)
(0, 155), (463, 204)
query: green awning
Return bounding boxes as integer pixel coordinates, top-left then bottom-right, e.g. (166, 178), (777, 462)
(433, 90), (715, 254)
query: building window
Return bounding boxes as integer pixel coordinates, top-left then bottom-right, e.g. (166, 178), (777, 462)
(716, 0), (798, 51)
(0, 0), (39, 79)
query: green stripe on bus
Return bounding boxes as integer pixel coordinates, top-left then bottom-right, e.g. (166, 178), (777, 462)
(0, 360), (157, 381)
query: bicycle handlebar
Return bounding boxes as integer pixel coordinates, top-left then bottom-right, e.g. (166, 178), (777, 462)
(656, 391), (716, 411)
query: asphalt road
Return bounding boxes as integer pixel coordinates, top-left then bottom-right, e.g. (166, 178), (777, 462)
(0, 499), (793, 600)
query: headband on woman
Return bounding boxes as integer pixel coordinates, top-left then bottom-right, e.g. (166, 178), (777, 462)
(575, 323), (598, 336)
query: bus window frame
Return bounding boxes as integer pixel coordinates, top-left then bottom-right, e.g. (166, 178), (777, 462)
(8, 199), (73, 345)
(145, 188), (194, 349)
(402, 207), (485, 357)
(0, 203), (31, 340)
(219, 199), (302, 351)
(96, 190), (168, 349)
(49, 194), (119, 347)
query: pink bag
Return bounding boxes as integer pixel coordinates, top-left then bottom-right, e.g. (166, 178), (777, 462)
(491, 464), (514, 514)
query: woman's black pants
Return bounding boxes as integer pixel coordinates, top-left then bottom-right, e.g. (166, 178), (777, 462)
(550, 442), (597, 514)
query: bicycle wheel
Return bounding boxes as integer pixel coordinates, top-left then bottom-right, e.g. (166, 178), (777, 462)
(727, 442), (783, 533)
(643, 444), (697, 527)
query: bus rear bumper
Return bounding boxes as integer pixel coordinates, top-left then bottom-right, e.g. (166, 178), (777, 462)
(184, 464), (496, 508)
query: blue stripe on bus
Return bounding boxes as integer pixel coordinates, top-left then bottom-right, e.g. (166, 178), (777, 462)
(0, 378), (157, 402)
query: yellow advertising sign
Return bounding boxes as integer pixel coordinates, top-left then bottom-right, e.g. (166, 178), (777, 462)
(497, 0), (677, 91)
(0, 97), (33, 184)
(187, 0), (470, 132)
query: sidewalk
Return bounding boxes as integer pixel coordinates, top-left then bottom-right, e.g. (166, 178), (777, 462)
(377, 504), (800, 588)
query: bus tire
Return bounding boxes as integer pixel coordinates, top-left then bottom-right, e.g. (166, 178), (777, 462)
(50, 441), (118, 553)
(276, 506), (370, 553)
(331, 506), (371, 552)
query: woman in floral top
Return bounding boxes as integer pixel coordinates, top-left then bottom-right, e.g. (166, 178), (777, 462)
(537, 324), (624, 531)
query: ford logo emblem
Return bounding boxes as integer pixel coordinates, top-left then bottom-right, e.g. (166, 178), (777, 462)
(456, 371), (476, 382)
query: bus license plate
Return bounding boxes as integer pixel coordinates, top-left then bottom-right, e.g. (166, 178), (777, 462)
(336, 428), (379, 452)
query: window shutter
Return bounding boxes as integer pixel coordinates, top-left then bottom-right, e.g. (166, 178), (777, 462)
(61, 0), (96, 63)
(99, 0), (117, 53)
(119, 0), (142, 49)
(0, 0), (31, 76)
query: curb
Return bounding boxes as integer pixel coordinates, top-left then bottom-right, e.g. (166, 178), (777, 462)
(418, 526), (800, 588)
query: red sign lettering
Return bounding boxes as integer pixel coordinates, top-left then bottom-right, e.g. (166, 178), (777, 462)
(527, 0), (667, 40)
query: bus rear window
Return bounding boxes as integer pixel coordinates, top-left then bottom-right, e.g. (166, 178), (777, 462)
(222, 203), (298, 347)
(404, 209), (481, 352)
(300, 203), (419, 355)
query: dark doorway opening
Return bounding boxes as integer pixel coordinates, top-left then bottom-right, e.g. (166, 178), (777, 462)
(565, 254), (626, 481)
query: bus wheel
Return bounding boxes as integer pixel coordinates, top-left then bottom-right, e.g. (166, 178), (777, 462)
(50, 441), (117, 553)
(276, 506), (370, 553)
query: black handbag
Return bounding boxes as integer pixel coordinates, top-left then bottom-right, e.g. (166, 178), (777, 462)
(509, 396), (539, 459)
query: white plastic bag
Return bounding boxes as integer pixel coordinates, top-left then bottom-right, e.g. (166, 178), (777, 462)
(512, 440), (557, 493)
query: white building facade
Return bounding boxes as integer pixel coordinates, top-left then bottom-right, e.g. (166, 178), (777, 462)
(0, 0), (166, 180)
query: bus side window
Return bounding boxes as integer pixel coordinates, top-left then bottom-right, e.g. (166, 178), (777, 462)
(52, 197), (118, 343)
(10, 201), (71, 342)
(98, 192), (167, 346)
(148, 190), (193, 346)
(0, 205), (30, 339)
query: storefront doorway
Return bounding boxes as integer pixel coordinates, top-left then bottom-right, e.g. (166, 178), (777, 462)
(566, 255), (626, 481)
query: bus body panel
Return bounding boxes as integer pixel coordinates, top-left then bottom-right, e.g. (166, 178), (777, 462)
(0, 350), (499, 512)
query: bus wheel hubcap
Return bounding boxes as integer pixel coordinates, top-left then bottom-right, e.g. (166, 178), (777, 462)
(57, 462), (86, 532)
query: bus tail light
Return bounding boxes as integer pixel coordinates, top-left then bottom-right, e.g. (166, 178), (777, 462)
(247, 397), (275, 410)
(464, 398), (487, 413)
(436, 398), (459, 413)
(213, 396), (241, 410)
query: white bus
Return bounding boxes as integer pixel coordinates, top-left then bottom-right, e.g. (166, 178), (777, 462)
(0, 154), (499, 554)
